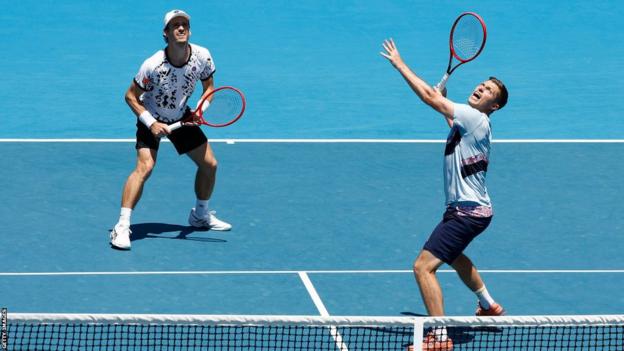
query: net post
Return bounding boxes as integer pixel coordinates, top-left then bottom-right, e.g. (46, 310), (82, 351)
(413, 317), (424, 351)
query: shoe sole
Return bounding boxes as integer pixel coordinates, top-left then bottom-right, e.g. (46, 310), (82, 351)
(208, 226), (232, 231)
(110, 243), (131, 250)
(188, 224), (232, 231)
(188, 219), (232, 231)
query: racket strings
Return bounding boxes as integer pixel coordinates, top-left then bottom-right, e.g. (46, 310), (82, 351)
(451, 15), (485, 61)
(203, 90), (244, 126)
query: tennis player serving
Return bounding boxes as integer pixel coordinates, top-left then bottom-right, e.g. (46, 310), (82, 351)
(110, 10), (231, 250)
(381, 38), (508, 351)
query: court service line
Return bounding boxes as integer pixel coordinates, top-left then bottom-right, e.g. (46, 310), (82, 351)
(0, 138), (622, 143)
(1, 269), (623, 276)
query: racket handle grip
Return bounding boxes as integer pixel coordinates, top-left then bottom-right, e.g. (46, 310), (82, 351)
(168, 121), (182, 132)
(435, 73), (450, 91)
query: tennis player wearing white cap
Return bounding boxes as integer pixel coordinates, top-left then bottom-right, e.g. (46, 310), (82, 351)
(110, 9), (231, 250)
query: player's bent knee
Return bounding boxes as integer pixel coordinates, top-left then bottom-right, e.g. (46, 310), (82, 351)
(201, 157), (218, 172)
(413, 259), (426, 277)
(413, 254), (439, 277)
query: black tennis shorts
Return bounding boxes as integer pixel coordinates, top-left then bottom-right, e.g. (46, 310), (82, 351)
(135, 120), (207, 155)
(423, 208), (492, 264)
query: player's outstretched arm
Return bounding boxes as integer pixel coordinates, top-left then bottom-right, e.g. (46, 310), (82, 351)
(381, 39), (454, 127)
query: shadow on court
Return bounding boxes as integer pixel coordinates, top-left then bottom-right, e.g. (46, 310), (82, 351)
(128, 223), (227, 243)
(400, 312), (427, 317)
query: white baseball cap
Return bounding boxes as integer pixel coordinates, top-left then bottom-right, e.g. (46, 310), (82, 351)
(163, 9), (190, 29)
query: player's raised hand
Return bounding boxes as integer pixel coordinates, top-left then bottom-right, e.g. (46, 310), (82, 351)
(380, 38), (405, 68)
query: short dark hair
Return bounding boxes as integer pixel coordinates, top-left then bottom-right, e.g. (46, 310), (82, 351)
(488, 76), (508, 110)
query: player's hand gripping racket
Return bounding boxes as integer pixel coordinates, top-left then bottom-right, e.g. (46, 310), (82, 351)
(435, 12), (487, 91)
(168, 86), (246, 131)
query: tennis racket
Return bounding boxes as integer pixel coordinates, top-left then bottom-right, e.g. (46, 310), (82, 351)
(168, 86), (246, 131)
(435, 12), (487, 91)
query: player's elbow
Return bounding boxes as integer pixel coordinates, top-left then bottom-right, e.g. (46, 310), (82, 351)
(125, 90), (142, 111)
(124, 90), (134, 105)
(124, 91), (131, 105)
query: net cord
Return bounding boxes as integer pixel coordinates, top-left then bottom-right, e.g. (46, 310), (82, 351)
(8, 313), (624, 327)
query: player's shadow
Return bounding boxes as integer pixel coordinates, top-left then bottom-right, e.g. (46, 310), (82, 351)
(129, 223), (227, 243)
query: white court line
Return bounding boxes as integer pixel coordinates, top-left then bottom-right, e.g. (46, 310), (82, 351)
(298, 272), (349, 351)
(1, 269), (623, 276)
(0, 139), (137, 142)
(0, 138), (622, 143)
(298, 272), (331, 316)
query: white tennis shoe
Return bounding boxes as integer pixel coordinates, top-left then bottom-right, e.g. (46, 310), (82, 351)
(188, 209), (232, 231)
(110, 223), (132, 250)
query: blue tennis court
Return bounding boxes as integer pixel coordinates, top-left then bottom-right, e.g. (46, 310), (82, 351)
(1, 0), (623, 343)
(1, 140), (623, 317)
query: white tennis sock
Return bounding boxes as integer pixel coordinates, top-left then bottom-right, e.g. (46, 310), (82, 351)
(195, 199), (210, 218)
(118, 207), (132, 227)
(475, 286), (495, 309)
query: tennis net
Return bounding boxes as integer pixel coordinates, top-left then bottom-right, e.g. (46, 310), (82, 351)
(3, 312), (624, 350)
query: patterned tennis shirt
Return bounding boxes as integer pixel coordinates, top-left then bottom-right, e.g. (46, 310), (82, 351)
(134, 43), (215, 123)
(443, 103), (493, 218)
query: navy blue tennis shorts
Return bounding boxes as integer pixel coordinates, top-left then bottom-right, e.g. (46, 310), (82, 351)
(423, 208), (492, 264)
